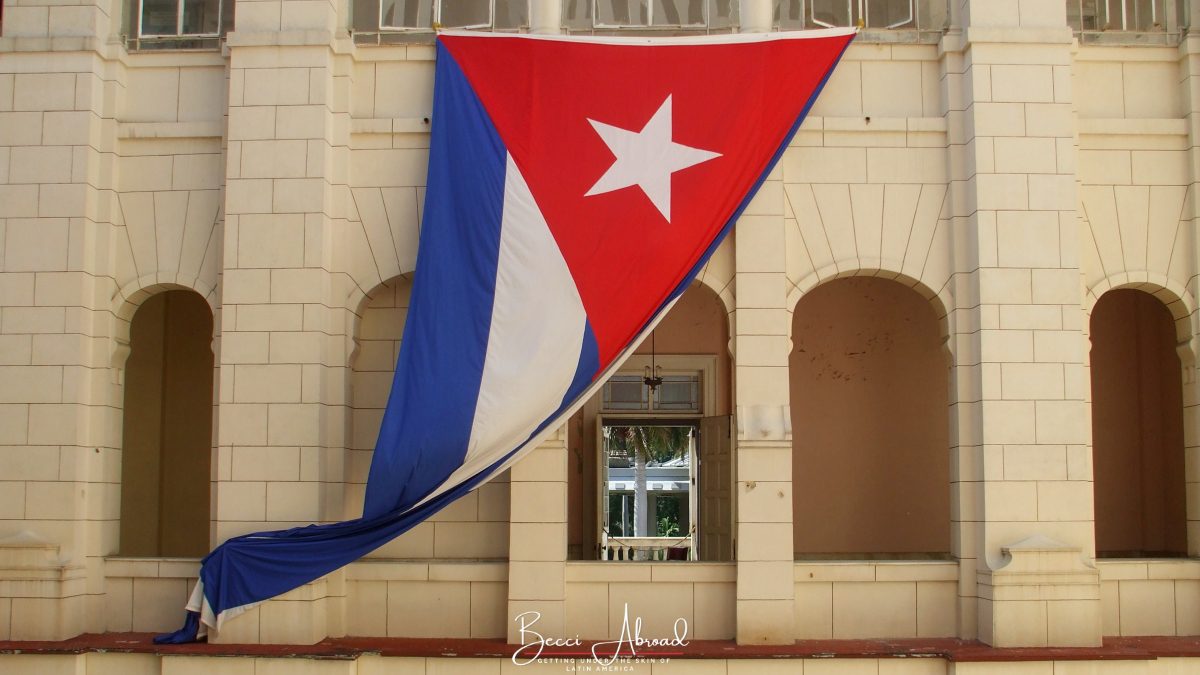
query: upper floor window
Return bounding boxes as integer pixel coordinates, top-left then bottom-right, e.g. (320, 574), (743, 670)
(1068, 0), (1187, 42)
(775, 0), (946, 35)
(125, 0), (232, 49)
(354, 0), (527, 38)
(563, 0), (740, 30)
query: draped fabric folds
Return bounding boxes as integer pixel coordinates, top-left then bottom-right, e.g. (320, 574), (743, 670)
(156, 27), (855, 642)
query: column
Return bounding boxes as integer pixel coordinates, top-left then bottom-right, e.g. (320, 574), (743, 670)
(0, 0), (121, 639)
(1179, 2), (1200, 557)
(507, 430), (570, 643)
(210, 0), (351, 644)
(732, 162), (795, 644)
(949, 0), (1099, 647)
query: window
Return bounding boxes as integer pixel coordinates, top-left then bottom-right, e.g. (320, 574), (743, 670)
(354, 0), (527, 38)
(1068, 0), (1187, 42)
(125, 0), (232, 49)
(567, 283), (734, 562)
(563, 0), (740, 30)
(601, 373), (701, 413)
(775, 0), (947, 32)
(602, 423), (695, 560)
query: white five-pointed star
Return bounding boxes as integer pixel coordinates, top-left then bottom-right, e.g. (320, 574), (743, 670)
(584, 95), (721, 223)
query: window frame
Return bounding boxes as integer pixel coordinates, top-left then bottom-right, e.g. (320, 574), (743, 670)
(600, 354), (716, 418)
(136, 0), (225, 40)
(591, 0), (711, 29)
(378, 0), (530, 32)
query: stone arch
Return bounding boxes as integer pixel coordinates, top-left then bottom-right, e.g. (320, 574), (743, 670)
(788, 266), (953, 349)
(112, 275), (218, 371)
(1085, 274), (1197, 368)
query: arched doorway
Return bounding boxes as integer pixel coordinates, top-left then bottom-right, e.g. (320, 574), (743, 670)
(1091, 289), (1187, 557)
(119, 290), (214, 557)
(791, 276), (950, 557)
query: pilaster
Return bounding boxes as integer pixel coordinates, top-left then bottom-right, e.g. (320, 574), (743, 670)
(209, 0), (350, 644)
(1177, 25), (1200, 558)
(949, 0), (1099, 647)
(732, 161), (795, 644)
(507, 430), (569, 644)
(0, 0), (123, 639)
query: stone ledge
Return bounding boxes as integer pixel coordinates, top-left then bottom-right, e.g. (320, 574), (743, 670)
(6, 633), (1200, 661)
(350, 117), (432, 135)
(344, 559), (507, 582)
(1078, 118), (1188, 137)
(117, 121), (223, 140)
(795, 560), (959, 582)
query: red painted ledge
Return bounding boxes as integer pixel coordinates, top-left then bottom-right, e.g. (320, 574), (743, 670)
(2, 634), (1200, 662)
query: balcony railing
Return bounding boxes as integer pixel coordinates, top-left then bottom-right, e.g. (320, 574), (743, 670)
(602, 535), (695, 561)
(1068, 0), (1188, 44)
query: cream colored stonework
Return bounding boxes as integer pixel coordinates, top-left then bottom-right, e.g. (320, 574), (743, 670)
(2, 0), (1200, 661)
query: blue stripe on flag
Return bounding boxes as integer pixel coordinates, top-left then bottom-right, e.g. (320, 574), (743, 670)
(180, 40), (513, 625)
(363, 41), (509, 519)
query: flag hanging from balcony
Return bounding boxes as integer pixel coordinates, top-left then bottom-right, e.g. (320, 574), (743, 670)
(157, 26), (855, 642)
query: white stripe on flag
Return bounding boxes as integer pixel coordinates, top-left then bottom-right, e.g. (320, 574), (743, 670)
(420, 153), (588, 504)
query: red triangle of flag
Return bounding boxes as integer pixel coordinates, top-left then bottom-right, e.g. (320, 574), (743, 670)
(440, 31), (854, 365)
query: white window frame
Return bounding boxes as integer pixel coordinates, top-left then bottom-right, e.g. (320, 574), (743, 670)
(596, 354), (717, 561)
(600, 354), (717, 417)
(592, 0), (712, 29)
(137, 0), (223, 39)
(798, 0), (914, 30)
(379, 0), (529, 31)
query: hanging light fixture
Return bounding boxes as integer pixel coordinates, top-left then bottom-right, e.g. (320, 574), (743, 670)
(643, 331), (663, 392)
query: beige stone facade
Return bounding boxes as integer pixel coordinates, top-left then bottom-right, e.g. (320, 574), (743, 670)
(4, 0), (1200, 670)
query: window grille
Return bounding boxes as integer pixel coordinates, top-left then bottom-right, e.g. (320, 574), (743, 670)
(1067, 0), (1187, 43)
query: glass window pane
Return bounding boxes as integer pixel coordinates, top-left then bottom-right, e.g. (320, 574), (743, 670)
(1131, 0), (1161, 30)
(181, 0), (220, 34)
(708, 0), (738, 28)
(562, 0), (591, 29)
(595, 0), (650, 26)
(354, 0), (379, 31)
(440, 0), (490, 26)
(141, 0), (180, 35)
(653, 374), (700, 412)
(918, 0), (946, 30)
(603, 375), (648, 411)
(221, 0), (234, 34)
(1105, 0), (1122, 28)
(652, 0), (705, 26)
(775, 0), (803, 28)
(865, 0), (912, 28)
(494, 0), (527, 28)
(381, 0), (432, 28)
(810, 0), (851, 27)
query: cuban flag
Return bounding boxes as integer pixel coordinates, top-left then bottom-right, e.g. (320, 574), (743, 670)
(157, 26), (854, 643)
